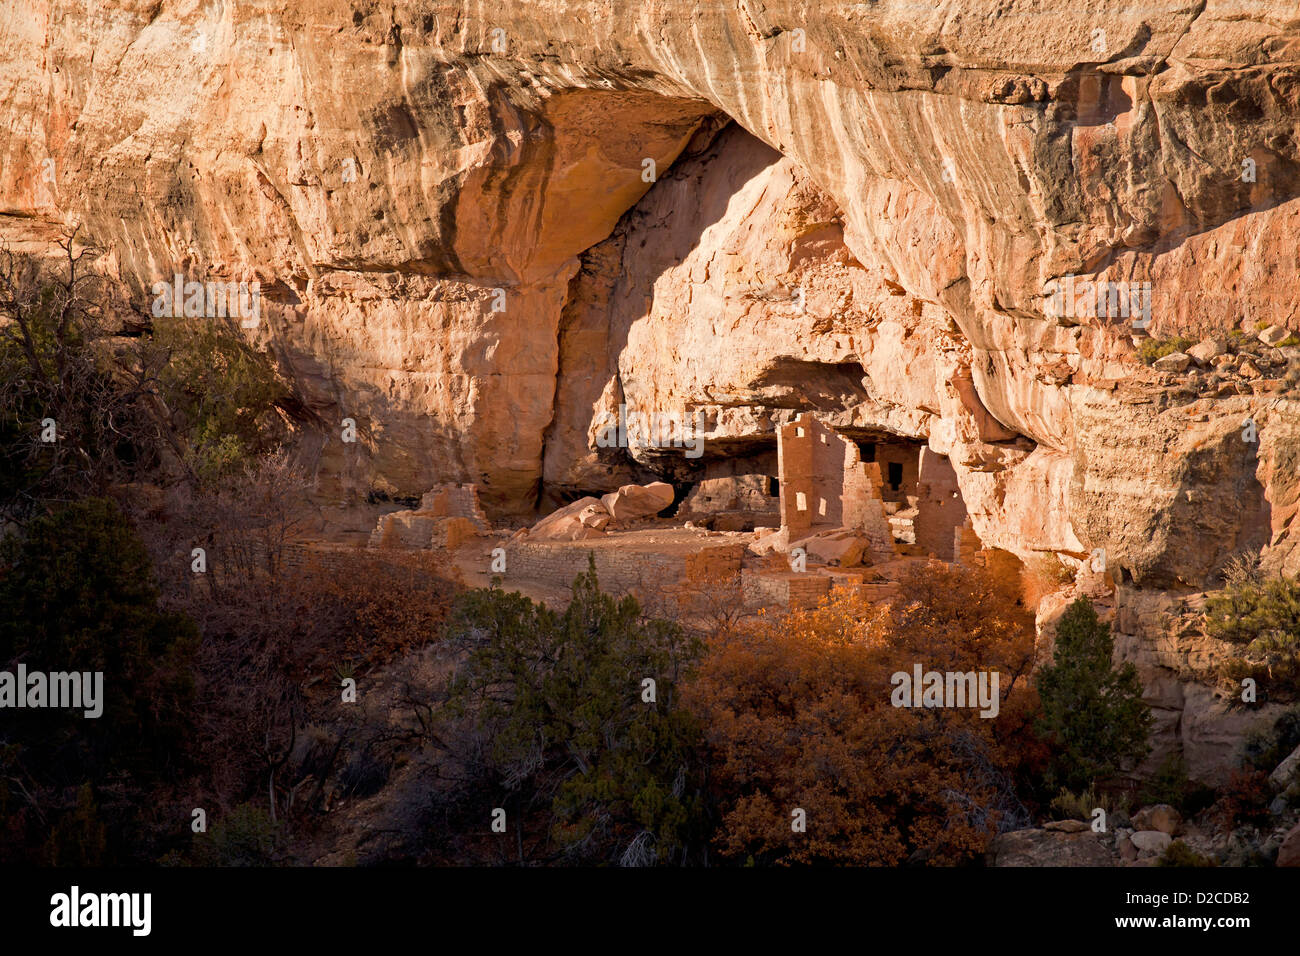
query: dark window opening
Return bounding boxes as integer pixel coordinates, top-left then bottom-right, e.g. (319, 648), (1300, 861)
(767, 476), (780, 497)
(858, 441), (876, 462)
(888, 462), (904, 491)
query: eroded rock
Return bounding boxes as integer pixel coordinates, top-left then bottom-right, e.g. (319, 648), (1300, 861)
(1130, 831), (1173, 856)
(529, 497), (609, 542)
(600, 482), (675, 521)
(991, 828), (1116, 867)
(1131, 805), (1181, 836)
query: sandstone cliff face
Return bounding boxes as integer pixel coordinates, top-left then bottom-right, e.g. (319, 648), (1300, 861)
(3, 1), (1299, 778)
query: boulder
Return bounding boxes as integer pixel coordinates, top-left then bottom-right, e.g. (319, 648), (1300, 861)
(1178, 683), (1288, 786)
(1116, 829), (1138, 862)
(1131, 804), (1181, 836)
(1258, 324), (1291, 347)
(1043, 819), (1090, 833)
(578, 503), (611, 530)
(990, 828), (1116, 867)
(791, 530), (870, 568)
(748, 528), (787, 556)
(530, 497), (610, 541)
(1153, 351), (1191, 372)
(1269, 743), (1300, 791)
(1187, 337), (1226, 365)
(1130, 830), (1172, 855)
(600, 482), (676, 520)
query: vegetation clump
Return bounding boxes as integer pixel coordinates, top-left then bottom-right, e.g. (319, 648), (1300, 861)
(432, 559), (706, 865)
(1035, 598), (1152, 792)
(1206, 557), (1300, 699)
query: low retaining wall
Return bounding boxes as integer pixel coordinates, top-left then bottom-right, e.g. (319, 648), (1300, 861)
(741, 569), (833, 609)
(503, 540), (745, 593)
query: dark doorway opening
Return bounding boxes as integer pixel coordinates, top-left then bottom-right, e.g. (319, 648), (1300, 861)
(888, 462), (904, 492)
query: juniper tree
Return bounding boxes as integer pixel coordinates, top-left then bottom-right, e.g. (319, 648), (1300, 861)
(435, 557), (706, 865)
(1035, 597), (1151, 792)
(1205, 565), (1300, 698)
(0, 498), (197, 864)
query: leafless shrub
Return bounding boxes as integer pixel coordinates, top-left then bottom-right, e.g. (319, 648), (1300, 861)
(1221, 550), (1263, 588)
(0, 229), (170, 519)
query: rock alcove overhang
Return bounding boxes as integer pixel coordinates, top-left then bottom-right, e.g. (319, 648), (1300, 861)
(533, 110), (987, 519)
(436, 62), (1295, 586)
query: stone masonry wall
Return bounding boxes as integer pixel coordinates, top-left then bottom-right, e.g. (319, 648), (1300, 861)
(504, 540), (745, 593)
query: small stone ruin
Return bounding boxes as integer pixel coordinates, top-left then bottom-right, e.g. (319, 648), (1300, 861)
(369, 483), (490, 550)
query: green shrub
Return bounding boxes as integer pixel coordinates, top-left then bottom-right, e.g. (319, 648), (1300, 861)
(1206, 573), (1300, 699)
(1035, 598), (1153, 791)
(0, 499), (198, 864)
(41, 785), (108, 867)
(435, 559), (706, 865)
(1137, 752), (1216, 816)
(1138, 752), (1188, 808)
(0, 243), (161, 516)
(155, 318), (289, 484)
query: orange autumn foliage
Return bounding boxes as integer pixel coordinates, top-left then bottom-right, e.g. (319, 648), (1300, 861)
(684, 560), (1045, 866)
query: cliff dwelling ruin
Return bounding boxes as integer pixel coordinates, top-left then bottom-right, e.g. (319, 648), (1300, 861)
(775, 415), (968, 555)
(365, 410), (993, 615)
